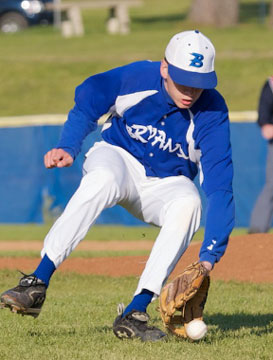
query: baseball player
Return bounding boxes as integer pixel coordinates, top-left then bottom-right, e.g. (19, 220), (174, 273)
(0, 30), (234, 342)
(249, 76), (273, 233)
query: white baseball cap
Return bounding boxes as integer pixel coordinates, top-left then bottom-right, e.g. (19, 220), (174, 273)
(165, 30), (217, 89)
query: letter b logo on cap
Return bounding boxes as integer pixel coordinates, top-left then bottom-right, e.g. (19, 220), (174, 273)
(189, 53), (204, 68)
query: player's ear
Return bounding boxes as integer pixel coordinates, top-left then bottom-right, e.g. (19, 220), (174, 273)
(160, 58), (168, 80)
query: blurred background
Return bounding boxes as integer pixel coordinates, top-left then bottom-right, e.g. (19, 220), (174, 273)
(0, 0), (272, 228)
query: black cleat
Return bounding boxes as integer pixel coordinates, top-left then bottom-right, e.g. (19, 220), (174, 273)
(0, 273), (46, 318)
(113, 304), (166, 342)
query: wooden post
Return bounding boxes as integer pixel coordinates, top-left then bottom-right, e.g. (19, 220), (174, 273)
(269, 0), (273, 27)
(61, 20), (74, 37)
(106, 6), (120, 34)
(67, 6), (84, 36)
(53, 0), (62, 28)
(116, 4), (130, 34)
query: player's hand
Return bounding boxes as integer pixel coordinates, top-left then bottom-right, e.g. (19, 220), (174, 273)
(200, 261), (213, 273)
(261, 124), (273, 140)
(44, 148), (74, 169)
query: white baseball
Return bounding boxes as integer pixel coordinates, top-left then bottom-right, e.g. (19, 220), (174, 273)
(185, 319), (208, 340)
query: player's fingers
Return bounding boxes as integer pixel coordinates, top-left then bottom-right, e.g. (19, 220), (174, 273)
(44, 150), (55, 168)
(52, 148), (64, 161)
(56, 154), (73, 168)
(44, 150), (57, 168)
(44, 149), (66, 168)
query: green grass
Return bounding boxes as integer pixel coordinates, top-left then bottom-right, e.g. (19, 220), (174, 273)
(0, 224), (249, 242)
(0, 225), (250, 258)
(0, 271), (272, 360)
(0, 224), (161, 241)
(0, 0), (272, 117)
(0, 224), (152, 241)
(0, 249), (150, 258)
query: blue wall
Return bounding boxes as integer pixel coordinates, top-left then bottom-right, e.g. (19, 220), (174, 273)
(0, 123), (267, 227)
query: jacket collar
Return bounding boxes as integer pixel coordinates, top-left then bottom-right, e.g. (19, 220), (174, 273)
(161, 78), (177, 108)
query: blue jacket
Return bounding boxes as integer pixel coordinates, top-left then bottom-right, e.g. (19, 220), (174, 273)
(257, 77), (273, 128)
(57, 60), (235, 266)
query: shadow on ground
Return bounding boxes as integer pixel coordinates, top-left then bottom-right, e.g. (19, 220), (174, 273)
(207, 312), (273, 335)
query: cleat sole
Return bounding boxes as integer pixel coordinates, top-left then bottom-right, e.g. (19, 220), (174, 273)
(0, 298), (40, 318)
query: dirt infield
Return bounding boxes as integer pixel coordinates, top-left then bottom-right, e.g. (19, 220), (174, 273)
(0, 234), (272, 283)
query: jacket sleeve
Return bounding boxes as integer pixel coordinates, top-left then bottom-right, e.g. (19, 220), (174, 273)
(199, 190), (235, 265)
(257, 80), (273, 127)
(195, 107), (235, 266)
(56, 65), (128, 159)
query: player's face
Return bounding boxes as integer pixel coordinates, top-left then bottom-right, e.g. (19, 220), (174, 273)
(160, 59), (203, 109)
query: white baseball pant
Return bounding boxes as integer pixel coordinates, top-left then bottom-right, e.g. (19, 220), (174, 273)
(41, 141), (201, 296)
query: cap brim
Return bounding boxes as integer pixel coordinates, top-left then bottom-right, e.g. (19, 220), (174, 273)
(168, 64), (217, 89)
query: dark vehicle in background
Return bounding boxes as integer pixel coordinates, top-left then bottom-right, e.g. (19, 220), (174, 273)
(0, 0), (54, 32)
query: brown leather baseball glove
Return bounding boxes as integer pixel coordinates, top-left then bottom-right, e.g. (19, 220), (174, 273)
(159, 261), (210, 338)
